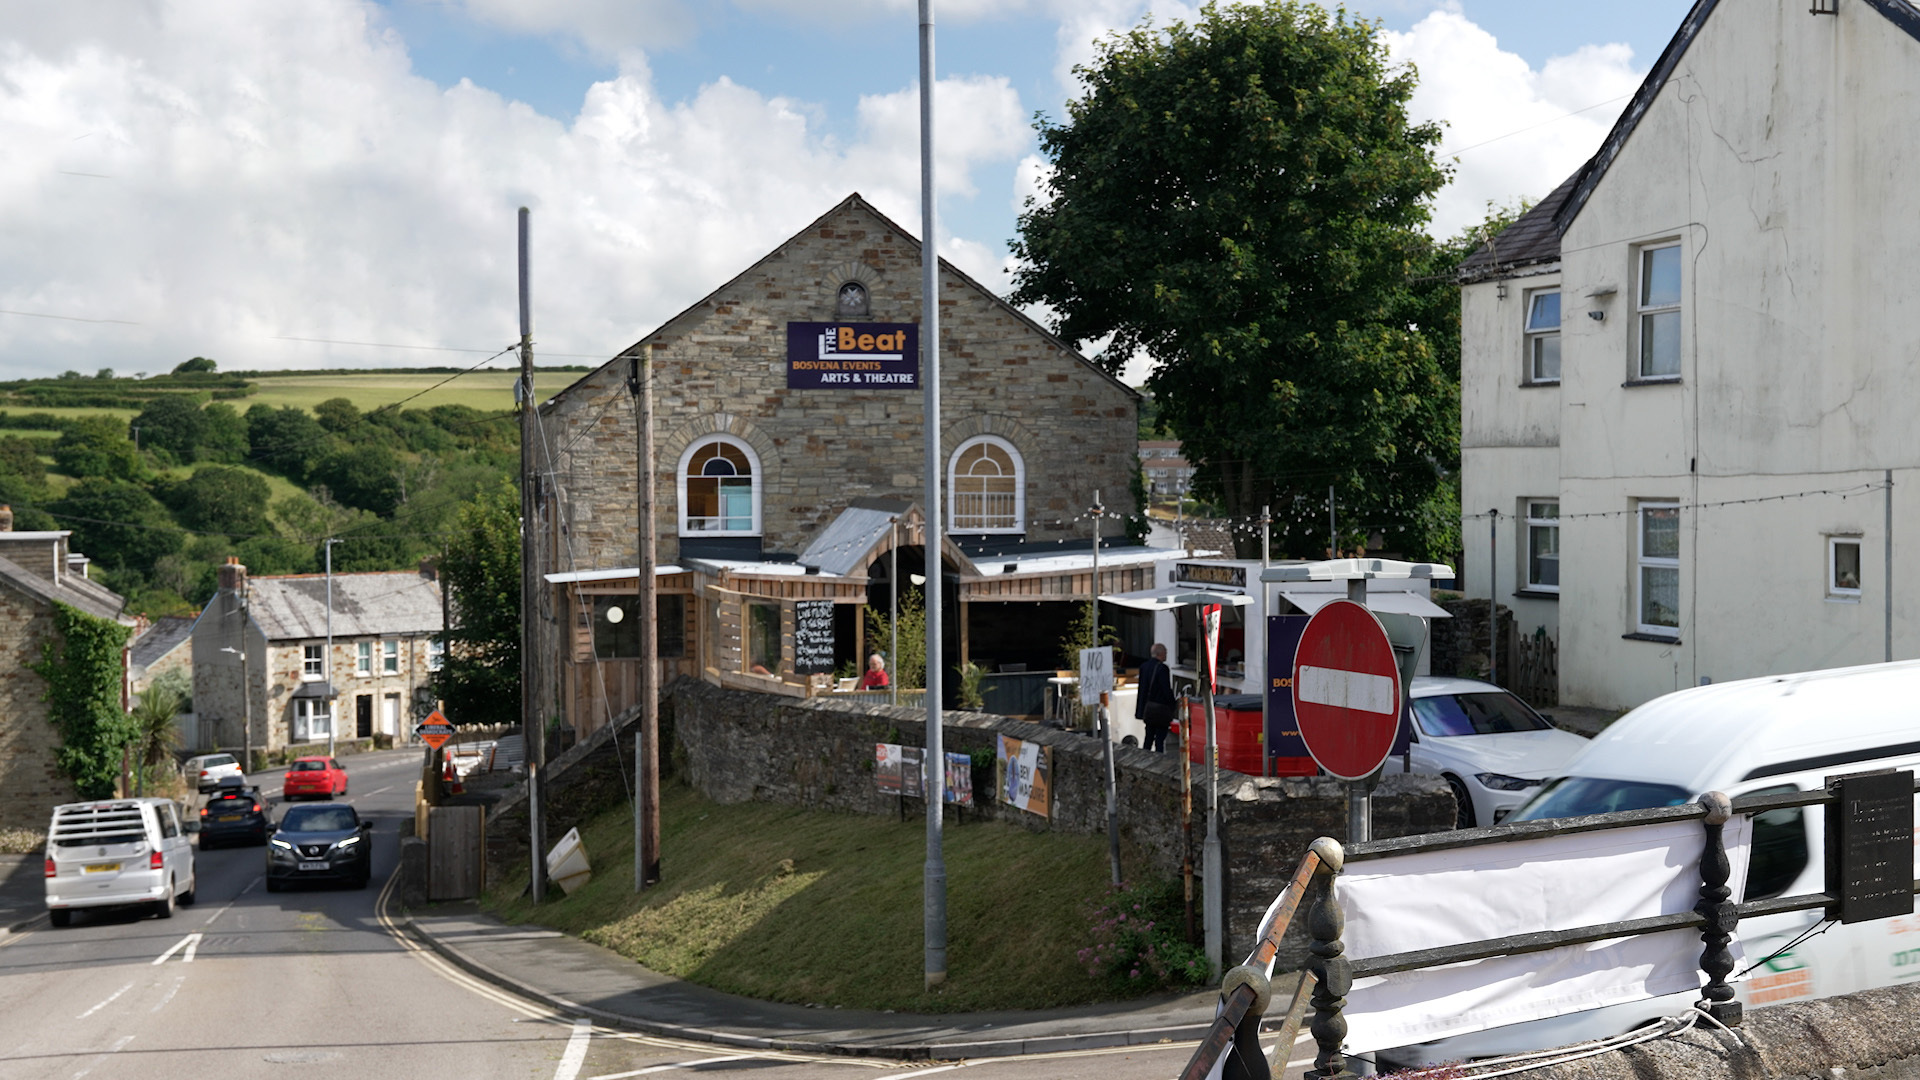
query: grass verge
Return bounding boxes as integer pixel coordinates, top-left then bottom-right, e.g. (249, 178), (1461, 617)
(482, 782), (1162, 1013)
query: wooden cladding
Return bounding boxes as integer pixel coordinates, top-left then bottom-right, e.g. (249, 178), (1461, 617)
(959, 565), (1153, 602)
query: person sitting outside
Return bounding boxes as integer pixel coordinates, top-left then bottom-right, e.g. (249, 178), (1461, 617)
(859, 653), (891, 690)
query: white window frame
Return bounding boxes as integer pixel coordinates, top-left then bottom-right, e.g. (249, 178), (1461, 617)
(301, 644), (324, 680)
(947, 434), (1026, 534)
(356, 640), (372, 676)
(1524, 500), (1560, 593)
(381, 639), (400, 674)
(428, 637), (446, 672)
(1524, 290), (1561, 384)
(1636, 243), (1683, 380)
(676, 434), (762, 537)
(292, 698), (332, 743)
(1636, 501), (1681, 636)
(1828, 536), (1863, 600)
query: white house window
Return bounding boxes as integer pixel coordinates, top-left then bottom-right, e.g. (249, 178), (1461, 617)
(1637, 502), (1680, 635)
(382, 639), (400, 674)
(428, 638), (446, 672)
(949, 435), (1024, 533)
(1525, 501), (1559, 592)
(1829, 537), (1862, 600)
(292, 698), (331, 743)
(1638, 244), (1682, 378)
(678, 436), (760, 536)
(1525, 291), (1561, 383)
(302, 644), (323, 679)
(356, 641), (372, 675)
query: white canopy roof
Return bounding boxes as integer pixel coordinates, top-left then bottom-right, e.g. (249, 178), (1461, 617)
(1100, 585), (1258, 611)
(1277, 588), (1452, 619)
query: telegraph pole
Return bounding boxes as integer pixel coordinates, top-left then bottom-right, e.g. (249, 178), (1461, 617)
(629, 347), (660, 889)
(325, 537), (337, 757)
(518, 207), (546, 903)
(919, 0), (948, 991)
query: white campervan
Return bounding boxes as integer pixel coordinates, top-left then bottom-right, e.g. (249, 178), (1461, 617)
(1381, 658), (1920, 1067)
(45, 798), (197, 926)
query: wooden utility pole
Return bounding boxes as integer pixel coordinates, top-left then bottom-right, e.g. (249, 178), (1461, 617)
(629, 349), (660, 888)
(518, 207), (546, 903)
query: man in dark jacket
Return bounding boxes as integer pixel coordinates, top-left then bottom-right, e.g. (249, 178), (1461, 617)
(1135, 643), (1178, 752)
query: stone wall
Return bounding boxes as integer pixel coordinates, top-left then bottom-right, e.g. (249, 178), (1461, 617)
(0, 583), (77, 831)
(1430, 596), (1514, 682)
(535, 194), (1141, 569)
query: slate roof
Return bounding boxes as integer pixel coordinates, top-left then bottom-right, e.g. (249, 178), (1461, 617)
(1455, 172), (1579, 282)
(798, 497), (914, 578)
(244, 571), (442, 641)
(0, 554), (128, 623)
(130, 615), (195, 671)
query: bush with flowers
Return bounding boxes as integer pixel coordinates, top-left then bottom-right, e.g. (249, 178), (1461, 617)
(1076, 879), (1209, 993)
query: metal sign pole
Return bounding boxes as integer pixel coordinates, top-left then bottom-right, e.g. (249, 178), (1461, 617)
(1347, 576), (1371, 845)
(1202, 622), (1222, 978)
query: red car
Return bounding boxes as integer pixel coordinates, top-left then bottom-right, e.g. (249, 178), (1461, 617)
(282, 757), (348, 801)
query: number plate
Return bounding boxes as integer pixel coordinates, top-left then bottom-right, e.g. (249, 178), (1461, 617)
(84, 863), (119, 873)
(297, 861), (329, 871)
(218, 814), (243, 822)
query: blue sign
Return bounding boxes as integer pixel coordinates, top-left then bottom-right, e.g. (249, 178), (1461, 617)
(1264, 614), (1310, 758)
(786, 322), (919, 389)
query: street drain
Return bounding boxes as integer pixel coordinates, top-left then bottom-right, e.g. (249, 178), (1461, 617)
(263, 1051), (342, 1064)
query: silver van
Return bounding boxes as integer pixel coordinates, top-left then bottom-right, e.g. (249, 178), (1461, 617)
(45, 798), (197, 926)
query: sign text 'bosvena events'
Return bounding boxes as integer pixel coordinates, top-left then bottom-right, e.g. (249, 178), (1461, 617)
(786, 322), (919, 389)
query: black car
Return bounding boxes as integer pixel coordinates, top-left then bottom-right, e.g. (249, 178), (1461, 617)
(265, 804), (372, 891)
(198, 778), (269, 848)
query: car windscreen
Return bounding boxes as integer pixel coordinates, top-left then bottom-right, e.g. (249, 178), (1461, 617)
(1412, 692), (1552, 737)
(281, 808), (358, 832)
(1508, 776), (1692, 821)
(204, 755), (235, 766)
(291, 761), (328, 771)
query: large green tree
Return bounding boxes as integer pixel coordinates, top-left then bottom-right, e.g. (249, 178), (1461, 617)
(433, 480), (521, 728)
(157, 465), (272, 536)
(54, 416), (145, 481)
(1011, 1), (1454, 559)
(51, 479), (183, 574)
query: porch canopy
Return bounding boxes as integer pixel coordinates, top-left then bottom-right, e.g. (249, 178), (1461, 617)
(1099, 585), (1258, 611)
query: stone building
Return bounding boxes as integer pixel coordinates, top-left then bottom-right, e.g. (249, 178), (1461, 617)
(0, 506), (133, 831)
(527, 194), (1154, 735)
(191, 559), (443, 758)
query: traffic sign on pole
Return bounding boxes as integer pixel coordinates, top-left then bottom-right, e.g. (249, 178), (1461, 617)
(415, 710), (454, 751)
(1292, 599), (1402, 781)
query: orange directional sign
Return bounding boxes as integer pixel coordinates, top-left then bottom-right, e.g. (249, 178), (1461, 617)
(415, 710), (454, 750)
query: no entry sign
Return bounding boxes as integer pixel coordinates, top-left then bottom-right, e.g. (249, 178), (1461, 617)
(1292, 599), (1403, 780)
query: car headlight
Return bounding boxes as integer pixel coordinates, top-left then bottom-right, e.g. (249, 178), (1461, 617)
(336, 835), (360, 848)
(1476, 773), (1540, 792)
(270, 838), (293, 850)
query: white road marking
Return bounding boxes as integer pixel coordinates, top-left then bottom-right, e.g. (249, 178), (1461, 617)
(890, 1065), (969, 1078)
(585, 1056), (761, 1079)
(554, 1018), (592, 1080)
(75, 980), (134, 1019)
(151, 973), (186, 1013)
(1296, 665), (1396, 714)
(202, 877), (261, 927)
(151, 932), (202, 965)
(71, 1034), (134, 1078)
(365, 785), (393, 796)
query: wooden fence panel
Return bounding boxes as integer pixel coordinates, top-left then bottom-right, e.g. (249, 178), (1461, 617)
(428, 805), (486, 900)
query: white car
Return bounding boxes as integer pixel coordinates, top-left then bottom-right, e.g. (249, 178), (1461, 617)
(1404, 677), (1590, 828)
(184, 752), (244, 793)
(45, 797), (197, 926)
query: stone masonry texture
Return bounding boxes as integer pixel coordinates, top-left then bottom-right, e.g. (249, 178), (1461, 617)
(533, 195), (1142, 569)
(0, 582), (79, 831)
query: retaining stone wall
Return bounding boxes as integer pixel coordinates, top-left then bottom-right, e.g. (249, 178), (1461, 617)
(0, 584), (77, 831)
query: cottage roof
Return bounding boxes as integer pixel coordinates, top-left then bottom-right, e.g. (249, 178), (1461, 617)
(0, 553), (128, 623)
(130, 615), (195, 672)
(244, 571), (442, 641)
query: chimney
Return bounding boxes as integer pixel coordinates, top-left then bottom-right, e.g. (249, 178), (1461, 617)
(217, 556), (248, 595)
(0, 504), (11, 532)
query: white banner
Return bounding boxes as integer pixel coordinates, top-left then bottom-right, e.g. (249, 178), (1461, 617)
(1339, 817), (1752, 1053)
(1078, 646), (1114, 704)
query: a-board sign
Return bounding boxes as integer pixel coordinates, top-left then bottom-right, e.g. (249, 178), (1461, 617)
(1292, 599), (1403, 781)
(415, 710), (454, 750)
(1826, 769), (1915, 924)
(793, 600), (835, 674)
(1078, 646), (1113, 705)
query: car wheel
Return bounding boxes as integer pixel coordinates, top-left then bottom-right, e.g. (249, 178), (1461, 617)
(179, 876), (196, 906)
(200, 835), (216, 851)
(1446, 776), (1478, 829)
(266, 877), (283, 893)
(49, 909), (71, 928)
(153, 886), (175, 920)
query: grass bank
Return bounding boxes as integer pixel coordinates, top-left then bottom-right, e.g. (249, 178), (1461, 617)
(482, 783), (1157, 1013)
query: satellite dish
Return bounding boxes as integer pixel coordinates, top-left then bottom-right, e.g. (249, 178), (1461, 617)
(606, 605), (625, 623)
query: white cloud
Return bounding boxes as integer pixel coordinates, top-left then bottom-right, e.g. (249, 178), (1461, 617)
(430, 0), (695, 56)
(0, 0), (1029, 377)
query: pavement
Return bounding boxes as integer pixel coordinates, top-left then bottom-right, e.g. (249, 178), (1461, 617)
(0, 853), (42, 934)
(403, 902), (1222, 1061)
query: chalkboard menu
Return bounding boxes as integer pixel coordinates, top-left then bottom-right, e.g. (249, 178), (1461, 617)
(1826, 769), (1915, 925)
(793, 600), (835, 674)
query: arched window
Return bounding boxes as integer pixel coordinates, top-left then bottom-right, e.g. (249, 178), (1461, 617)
(678, 435), (761, 536)
(948, 436), (1024, 534)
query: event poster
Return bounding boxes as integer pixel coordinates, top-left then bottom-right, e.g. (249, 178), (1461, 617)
(995, 734), (1052, 817)
(944, 752), (974, 807)
(874, 743), (925, 798)
(786, 322), (919, 389)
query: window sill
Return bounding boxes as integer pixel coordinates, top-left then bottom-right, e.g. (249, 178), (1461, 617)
(1622, 377), (1682, 388)
(1826, 595), (1862, 604)
(1513, 589), (1560, 600)
(1622, 632), (1681, 644)
(1519, 380), (1561, 389)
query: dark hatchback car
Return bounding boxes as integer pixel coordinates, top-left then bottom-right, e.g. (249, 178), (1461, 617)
(198, 779), (269, 848)
(265, 804), (372, 891)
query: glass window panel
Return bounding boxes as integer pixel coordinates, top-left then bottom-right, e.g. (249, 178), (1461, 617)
(1641, 505), (1680, 559)
(747, 603), (781, 673)
(1641, 565), (1680, 628)
(1529, 525), (1559, 588)
(1526, 291), (1560, 331)
(1833, 541), (1861, 592)
(686, 477), (718, 524)
(720, 480), (753, 530)
(1529, 502), (1559, 520)
(356, 641), (371, 673)
(592, 596), (641, 659)
(1642, 246), (1682, 307)
(1532, 334), (1561, 381)
(1745, 789), (1809, 901)
(1641, 310), (1681, 376)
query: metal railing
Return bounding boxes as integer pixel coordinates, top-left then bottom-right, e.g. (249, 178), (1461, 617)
(1179, 780), (1920, 1080)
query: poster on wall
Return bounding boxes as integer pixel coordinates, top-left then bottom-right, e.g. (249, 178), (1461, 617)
(786, 323), (920, 389)
(995, 734), (1052, 817)
(944, 752), (974, 807)
(792, 600), (835, 674)
(874, 743), (926, 798)
(1264, 614), (1311, 759)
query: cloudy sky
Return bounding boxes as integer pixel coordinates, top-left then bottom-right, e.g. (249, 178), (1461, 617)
(0, 0), (1688, 382)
